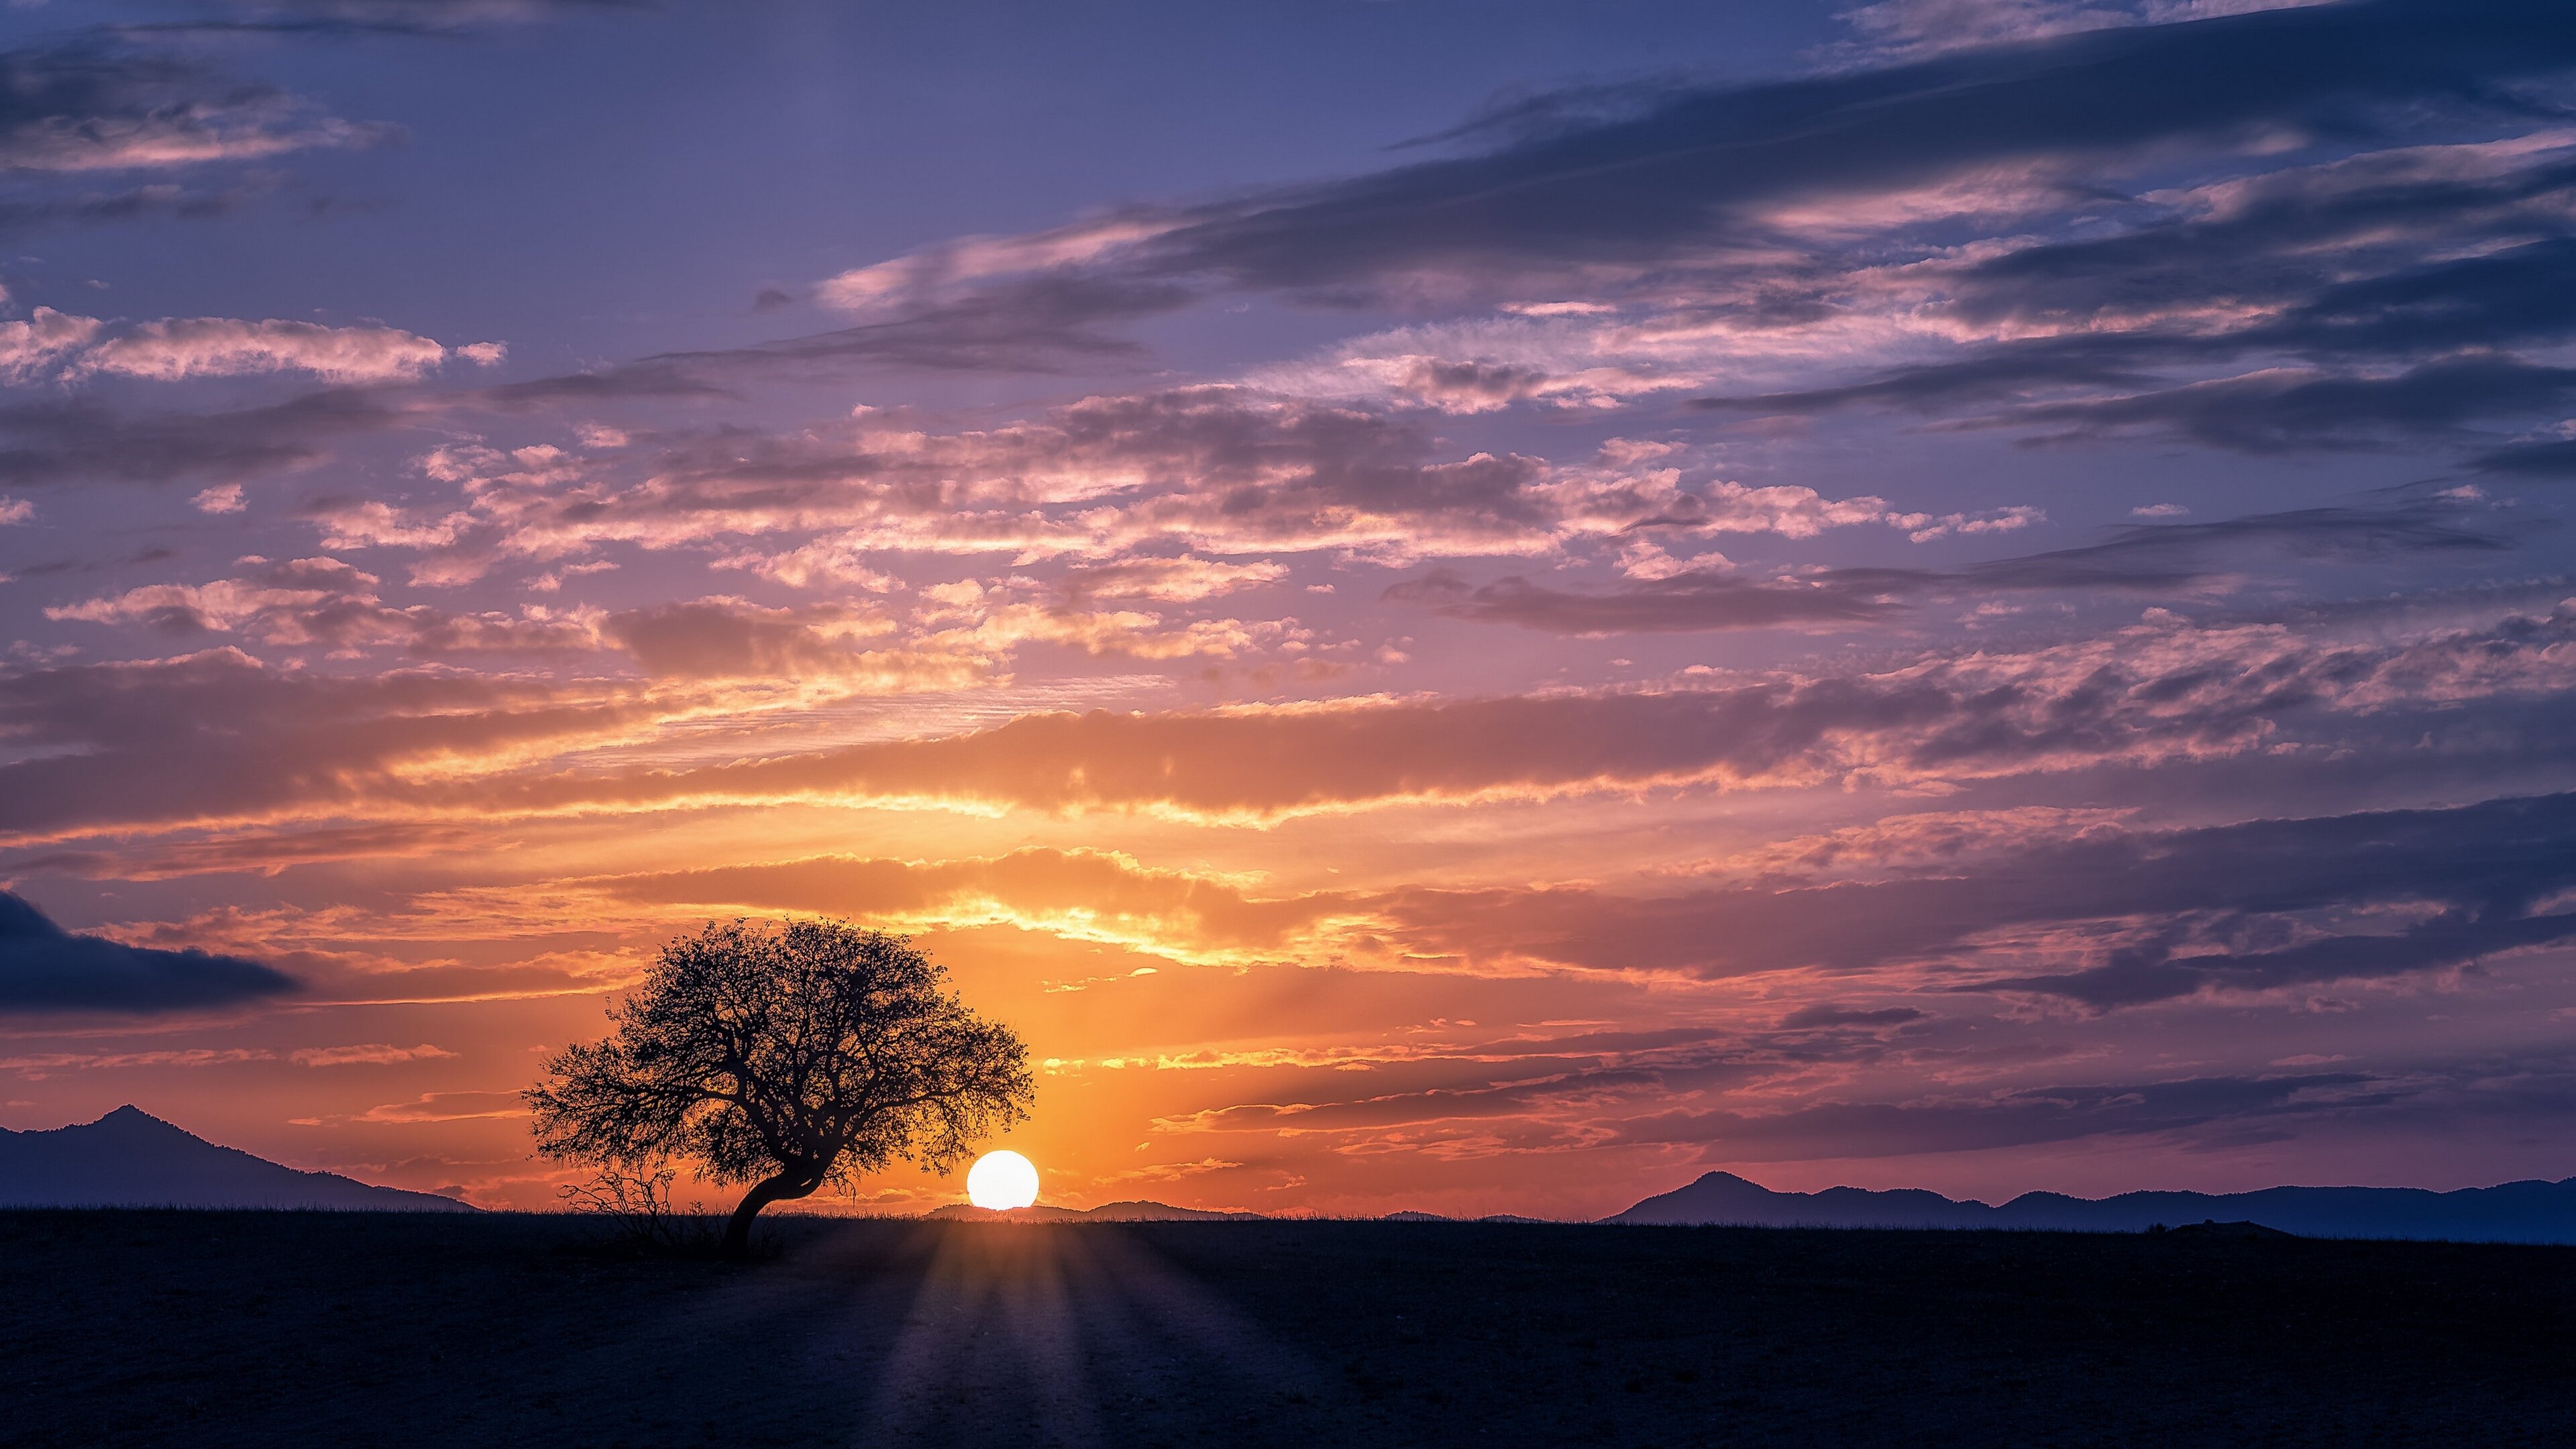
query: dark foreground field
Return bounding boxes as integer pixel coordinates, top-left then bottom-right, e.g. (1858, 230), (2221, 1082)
(5, 1212), (2574, 1447)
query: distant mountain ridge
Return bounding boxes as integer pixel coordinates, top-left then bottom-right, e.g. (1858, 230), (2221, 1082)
(924, 1199), (1263, 1222)
(1607, 1171), (2576, 1243)
(0, 1106), (476, 1212)
(22, 1105), (2567, 1238)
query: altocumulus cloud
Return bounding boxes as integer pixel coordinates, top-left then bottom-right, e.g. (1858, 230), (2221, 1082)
(0, 37), (376, 175)
(0, 890), (297, 1013)
(0, 309), (499, 386)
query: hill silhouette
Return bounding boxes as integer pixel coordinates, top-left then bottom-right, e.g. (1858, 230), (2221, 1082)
(1609, 1170), (2576, 1242)
(0, 1106), (475, 1211)
(2163, 1219), (2300, 1240)
(923, 1199), (1260, 1222)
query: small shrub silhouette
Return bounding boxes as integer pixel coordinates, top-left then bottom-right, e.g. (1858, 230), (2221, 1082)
(557, 1166), (730, 1258)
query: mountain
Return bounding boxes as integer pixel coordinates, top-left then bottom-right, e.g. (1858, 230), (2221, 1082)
(2163, 1220), (2298, 1240)
(924, 1199), (1265, 1222)
(1607, 1171), (2576, 1243)
(0, 1106), (476, 1211)
(1610, 1174), (1992, 1230)
(923, 1199), (1267, 1222)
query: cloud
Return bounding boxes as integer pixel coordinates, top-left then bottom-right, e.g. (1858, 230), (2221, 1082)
(1599, 1069), (2389, 1161)
(0, 40), (378, 175)
(1664, 129), (2576, 454)
(1388, 497), (2513, 634)
(1364, 792), (2576, 1002)
(806, 0), (2576, 364)
(357, 388), (1571, 578)
(1968, 358), (2576, 451)
(1058, 557), (1290, 604)
(0, 309), (491, 384)
(1700, 805), (2137, 879)
(817, 213), (1182, 313)
(752, 0), (2576, 481)
(1776, 1004), (1929, 1028)
(469, 356), (737, 409)
(0, 1046), (274, 1076)
(44, 557), (602, 657)
(8, 598), (2573, 842)
(597, 596), (981, 686)
(1160, 1036), (2567, 1168)
(422, 604), (2576, 825)
(0, 647), (659, 841)
(570, 787), (2576, 1008)
(290, 1042), (458, 1066)
(354, 1089), (525, 1122)
(0, 890), (297, 1013)
(48, 556), (412, 645)
(1936, 137), (2576, 347)
(2473, 437), (2576, 477)
(1283, 127), (2576, 430)
(37, 559), (1287, 683)
(471, 270), (1199, 391)
(0, 176), (279, 235)
(771, 270), (1197, 375)
(0, 388), (409, 491)
(7, 822), (492, 881)
(172, 0), (647, 36)
(317, 389), (1947, 589)
(1831, 0), (2151, 58)
(1693, 328), (2576, 457)
(1168, 1065), (2385, 1157)
(590, 847), (1340, 959)
(1385, 566), (1907, 635)
(1955, 497), (2514, 584)
(39, 557), (1283, 688)
(909, 585), (1310, 666)
(707, 535), (899, 591)
(1167, 1068), (1679, 1136)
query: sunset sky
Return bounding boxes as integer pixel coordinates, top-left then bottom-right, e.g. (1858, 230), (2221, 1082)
(6, 0), (2576, 1218)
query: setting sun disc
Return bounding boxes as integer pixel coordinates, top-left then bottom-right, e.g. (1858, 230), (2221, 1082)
(967, 1150), (1039, 1211)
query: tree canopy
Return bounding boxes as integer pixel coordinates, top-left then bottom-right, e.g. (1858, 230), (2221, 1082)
(527, 918), (1032, 1254)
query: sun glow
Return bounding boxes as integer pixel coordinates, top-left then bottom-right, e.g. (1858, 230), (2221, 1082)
(966, 1149), (1040, 1210)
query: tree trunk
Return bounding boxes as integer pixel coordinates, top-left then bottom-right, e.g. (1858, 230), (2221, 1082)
(721, 1166), (823, 1258)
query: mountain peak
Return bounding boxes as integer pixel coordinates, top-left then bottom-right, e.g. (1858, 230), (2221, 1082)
(78, 1105), (200, 1146)
(1, 1107), (474, 1212)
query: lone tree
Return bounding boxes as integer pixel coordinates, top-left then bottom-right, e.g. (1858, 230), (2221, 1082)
(528, 918), (1033, 1256)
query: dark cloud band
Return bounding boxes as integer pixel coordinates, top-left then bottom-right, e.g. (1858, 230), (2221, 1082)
(0, 890), (296, 1014)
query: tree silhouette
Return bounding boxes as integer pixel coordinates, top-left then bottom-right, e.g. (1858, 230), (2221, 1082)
(527, 918), (1033, 1256)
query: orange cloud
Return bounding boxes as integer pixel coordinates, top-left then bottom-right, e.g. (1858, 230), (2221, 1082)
(11, 608), (2574, 845)
(588, 847), (1348, 959)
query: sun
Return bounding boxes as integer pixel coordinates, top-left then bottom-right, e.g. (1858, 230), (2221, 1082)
(966, 1149), (1040, 1210)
